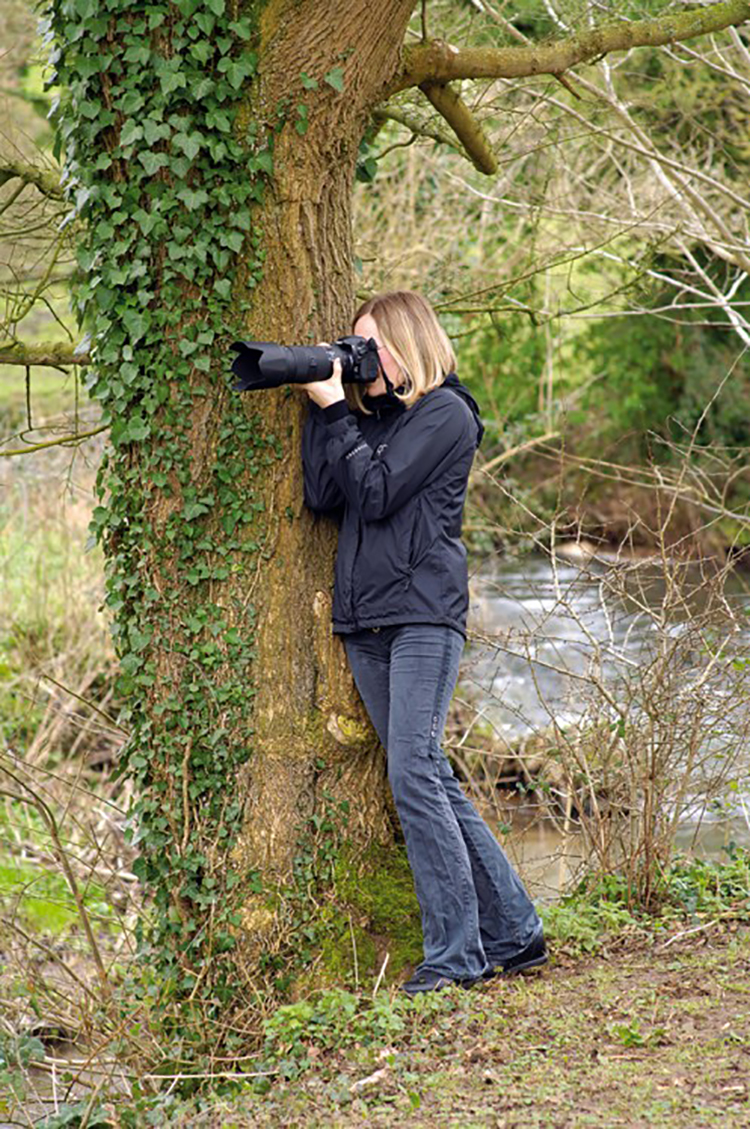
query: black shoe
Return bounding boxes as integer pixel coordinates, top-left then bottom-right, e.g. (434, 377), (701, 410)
(399, 970), (478, 996)
(484, 931), (548, 980)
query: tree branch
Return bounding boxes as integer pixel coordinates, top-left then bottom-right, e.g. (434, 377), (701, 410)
(0, 425), (108, 458)
(0, 159), (64, 200)
(371, 107), (462, 152)
(391, 1), (750, 91)
(0, 342), (91, 366)
(419, 82), (498, 173)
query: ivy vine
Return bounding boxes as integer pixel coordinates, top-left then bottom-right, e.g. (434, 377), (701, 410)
(43, 0), (279, 1012)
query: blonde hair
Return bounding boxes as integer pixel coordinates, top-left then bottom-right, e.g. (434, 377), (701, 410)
(346, 291), (456, 415)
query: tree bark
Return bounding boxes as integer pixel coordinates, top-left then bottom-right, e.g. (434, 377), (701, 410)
(225, 0), (418, 945)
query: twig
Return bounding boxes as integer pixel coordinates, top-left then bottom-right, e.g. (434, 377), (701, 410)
(656, 919), (719, 949)
(373, 951), (390, 997)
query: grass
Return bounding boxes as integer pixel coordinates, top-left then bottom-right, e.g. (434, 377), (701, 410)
(0, 857), (119, 935)
(0, 419), (115, 754)
(98, 924), (750, 1127)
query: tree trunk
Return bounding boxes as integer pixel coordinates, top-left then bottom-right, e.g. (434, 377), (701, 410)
(51, 0), (423, 995)
(233, 1), (417, 891)
(224, 3), (423, 982)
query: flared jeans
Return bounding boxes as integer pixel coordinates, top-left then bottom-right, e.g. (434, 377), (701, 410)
(343, 622), (543, 981)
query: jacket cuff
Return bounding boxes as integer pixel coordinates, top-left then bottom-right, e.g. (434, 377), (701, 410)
(322, 400), (354, 424)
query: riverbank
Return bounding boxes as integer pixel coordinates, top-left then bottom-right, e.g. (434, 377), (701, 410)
(466, 443), (750, 570)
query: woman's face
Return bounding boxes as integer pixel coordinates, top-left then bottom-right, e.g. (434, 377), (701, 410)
(354, 313), (404, 397)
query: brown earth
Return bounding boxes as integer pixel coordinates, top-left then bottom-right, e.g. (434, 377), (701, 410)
(197, 925), (750, 1128)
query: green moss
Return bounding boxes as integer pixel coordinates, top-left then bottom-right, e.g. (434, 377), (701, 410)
(334, 842), (423, 978)
(317, 922), (378, 985)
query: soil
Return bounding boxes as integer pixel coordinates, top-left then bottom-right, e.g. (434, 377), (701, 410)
(206, 924), (750, 1128)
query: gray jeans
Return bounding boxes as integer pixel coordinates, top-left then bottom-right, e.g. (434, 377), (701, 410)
(343, 622), (542, 980)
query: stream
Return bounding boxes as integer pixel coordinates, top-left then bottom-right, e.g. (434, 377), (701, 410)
(460, 547), (750, 898)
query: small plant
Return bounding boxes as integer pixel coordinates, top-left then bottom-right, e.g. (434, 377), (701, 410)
(261, 987), (456, 1079)
(663, 846), (750, 920)
(36, 1104), (112, 1129)
(610, 1019), (667, 1049)
(0, 1032), (45, 1112)
(540, 893), (643, 954)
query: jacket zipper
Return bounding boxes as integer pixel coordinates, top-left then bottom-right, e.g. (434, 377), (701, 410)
(349, 513), (362, 624)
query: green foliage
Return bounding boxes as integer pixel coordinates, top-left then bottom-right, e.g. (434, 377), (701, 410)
(42, 0), (277, 1015)
(457, 295), (549, 431)
(262, 987), (455, 1079)
(663, 844), (750, 921)
(573, 264), (750, 456)
(543, 847), (750, 955)
(540, 889), (641, 954)
(0, 1033), (45, 1117)
(610, 1018), (667, 1049)
(37, 1105), (112, 1129)
(0, 856), (116, 935)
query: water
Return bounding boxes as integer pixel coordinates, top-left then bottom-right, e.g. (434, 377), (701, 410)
(460, 548), (750, 895)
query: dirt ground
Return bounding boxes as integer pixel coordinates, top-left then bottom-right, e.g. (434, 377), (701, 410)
(204, 924), (750, 1128)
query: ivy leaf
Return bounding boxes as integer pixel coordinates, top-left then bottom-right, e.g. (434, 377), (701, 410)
(229, 16), (253, 39)
(205, 108), (232, 133)
(138, 151), (169, 176)
(324, 67), (345, 93)
(122, 309), (151, 340)
(206, 0), (226, 14)
(356, 156), (378, 183)
(194, 11), (215, 35)
(170, 156), (192, 180)
(247, 150), (273, 175)
(130, 629), (152, 652)
(160, 70), (187, 96)
(193, 77), (215, 100)
(231, 208), (252, 231)
(120, 120), (143, 147)
(74, 0), (98, 18)
(124, 43), (150, 64)
(123, 416), (150, 442)
(300, 72), (318, 90)
(222, 230), (244, 252)
(119, 90), (145, 116)
(174, 132), (203, 161)
(190, 40), (213, 65)
(143, 118), (170, 145)
(176, 187), (209, 210)
(207, 138), (227, 161)
(214, 278), (232, 300)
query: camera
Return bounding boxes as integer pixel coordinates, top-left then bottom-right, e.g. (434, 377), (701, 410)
(230, 335), (381, 392)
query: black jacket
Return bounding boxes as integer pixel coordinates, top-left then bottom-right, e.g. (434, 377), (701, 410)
(301, 374), (484, 639)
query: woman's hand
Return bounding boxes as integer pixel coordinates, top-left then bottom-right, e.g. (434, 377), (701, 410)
(297, 342), (346, 409)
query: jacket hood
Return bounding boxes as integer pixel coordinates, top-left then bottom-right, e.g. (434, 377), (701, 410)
(361, 373), (485, 447)
(442, 373), (485, 448)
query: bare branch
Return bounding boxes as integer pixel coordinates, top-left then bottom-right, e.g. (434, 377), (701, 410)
(0, 342), (91, 366)
(391, 1), (750, 92)
(0, 425), (108, 458)
(0, 159), (64, 200)
(419, 82), (498, 173)
(370, 106), (461, 151)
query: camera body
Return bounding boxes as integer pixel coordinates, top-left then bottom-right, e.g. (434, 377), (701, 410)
(231, 335), (381, 392)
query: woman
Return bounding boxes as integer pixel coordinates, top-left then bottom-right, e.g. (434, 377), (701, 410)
(299, 291), (546, 994)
